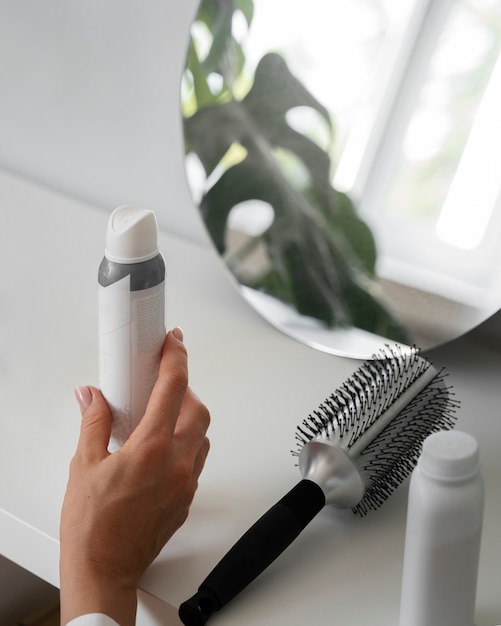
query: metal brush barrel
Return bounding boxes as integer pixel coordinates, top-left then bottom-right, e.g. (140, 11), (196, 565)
(298, 439), (365, 507)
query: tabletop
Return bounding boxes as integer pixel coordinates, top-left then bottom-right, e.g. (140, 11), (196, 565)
(1, 169), (500, 625)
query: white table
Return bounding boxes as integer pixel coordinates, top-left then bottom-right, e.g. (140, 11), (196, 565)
(1, 170), (500, 625)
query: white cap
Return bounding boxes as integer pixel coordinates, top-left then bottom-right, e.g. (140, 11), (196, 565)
(419, 430), (480, 481)
(105, 205), (159, 264)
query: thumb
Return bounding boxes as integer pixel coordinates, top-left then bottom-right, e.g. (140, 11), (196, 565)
(74, 385), (112, 461)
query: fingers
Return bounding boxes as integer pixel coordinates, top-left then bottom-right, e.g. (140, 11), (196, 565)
(74, 328), (210, 473)
(174, 387), (210, 437)
(159, 387), (210, 491)
(173, 388), (210, 498)
(74, 385), (112, 463)
(192, 435), (210, 481)
(135, 329), (189, 443)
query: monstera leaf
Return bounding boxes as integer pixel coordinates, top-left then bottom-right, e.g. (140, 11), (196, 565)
(183, 4), (409, 342)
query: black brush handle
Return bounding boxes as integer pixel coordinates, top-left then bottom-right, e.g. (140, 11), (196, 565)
(178, 479), (326, 626)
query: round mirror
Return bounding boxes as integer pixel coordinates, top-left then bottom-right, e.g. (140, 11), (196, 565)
(181, 0), (501, 358)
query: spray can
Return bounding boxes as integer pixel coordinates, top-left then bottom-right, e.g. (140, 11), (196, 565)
(399, 430), (484, 626)
(98, 205), (165, 451)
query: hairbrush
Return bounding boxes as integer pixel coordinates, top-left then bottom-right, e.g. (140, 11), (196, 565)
(179, 345), (458, 625)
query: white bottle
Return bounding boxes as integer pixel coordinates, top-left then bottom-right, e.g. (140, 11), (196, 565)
(98, 205), (165, 452)
(399, 430), (484, 626)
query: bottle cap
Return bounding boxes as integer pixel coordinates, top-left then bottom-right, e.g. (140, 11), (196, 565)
(419, 430), (479, 480)
(105, 205), (160, 264)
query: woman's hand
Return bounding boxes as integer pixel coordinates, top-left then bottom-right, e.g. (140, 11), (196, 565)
(60, 328), (210, 626)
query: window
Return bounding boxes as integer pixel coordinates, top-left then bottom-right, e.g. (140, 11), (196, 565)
(245, 0), (501, 311)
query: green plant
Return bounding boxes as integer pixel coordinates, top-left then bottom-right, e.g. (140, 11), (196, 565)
(182, 0), (409, 342)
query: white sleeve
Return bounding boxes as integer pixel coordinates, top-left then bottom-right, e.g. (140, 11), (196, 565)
(66, 615), (120, 626)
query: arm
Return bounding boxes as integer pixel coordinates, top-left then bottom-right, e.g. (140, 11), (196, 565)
(60, 328), (210, 626)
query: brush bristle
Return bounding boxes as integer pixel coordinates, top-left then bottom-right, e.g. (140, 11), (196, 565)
(292, 345), (459, 516)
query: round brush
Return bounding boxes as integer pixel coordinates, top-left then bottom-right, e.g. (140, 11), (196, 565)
(179, 345), (458, 625)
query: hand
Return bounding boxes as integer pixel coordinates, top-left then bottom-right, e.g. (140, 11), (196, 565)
(60, 328), (210, 626)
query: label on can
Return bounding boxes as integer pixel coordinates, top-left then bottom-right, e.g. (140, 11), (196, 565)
(98, 275), (165, 451)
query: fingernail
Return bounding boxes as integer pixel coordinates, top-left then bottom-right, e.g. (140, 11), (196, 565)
(173, 326), (184, 342)
(74, 385), (92, 412)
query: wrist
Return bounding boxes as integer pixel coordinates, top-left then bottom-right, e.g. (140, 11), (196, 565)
(60, 558), (138, 626)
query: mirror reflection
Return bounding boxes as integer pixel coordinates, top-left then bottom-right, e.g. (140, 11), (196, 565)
(182, 0), (501, 357)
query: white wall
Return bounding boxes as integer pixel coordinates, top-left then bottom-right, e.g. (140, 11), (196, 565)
(0, 0), (207, 243)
